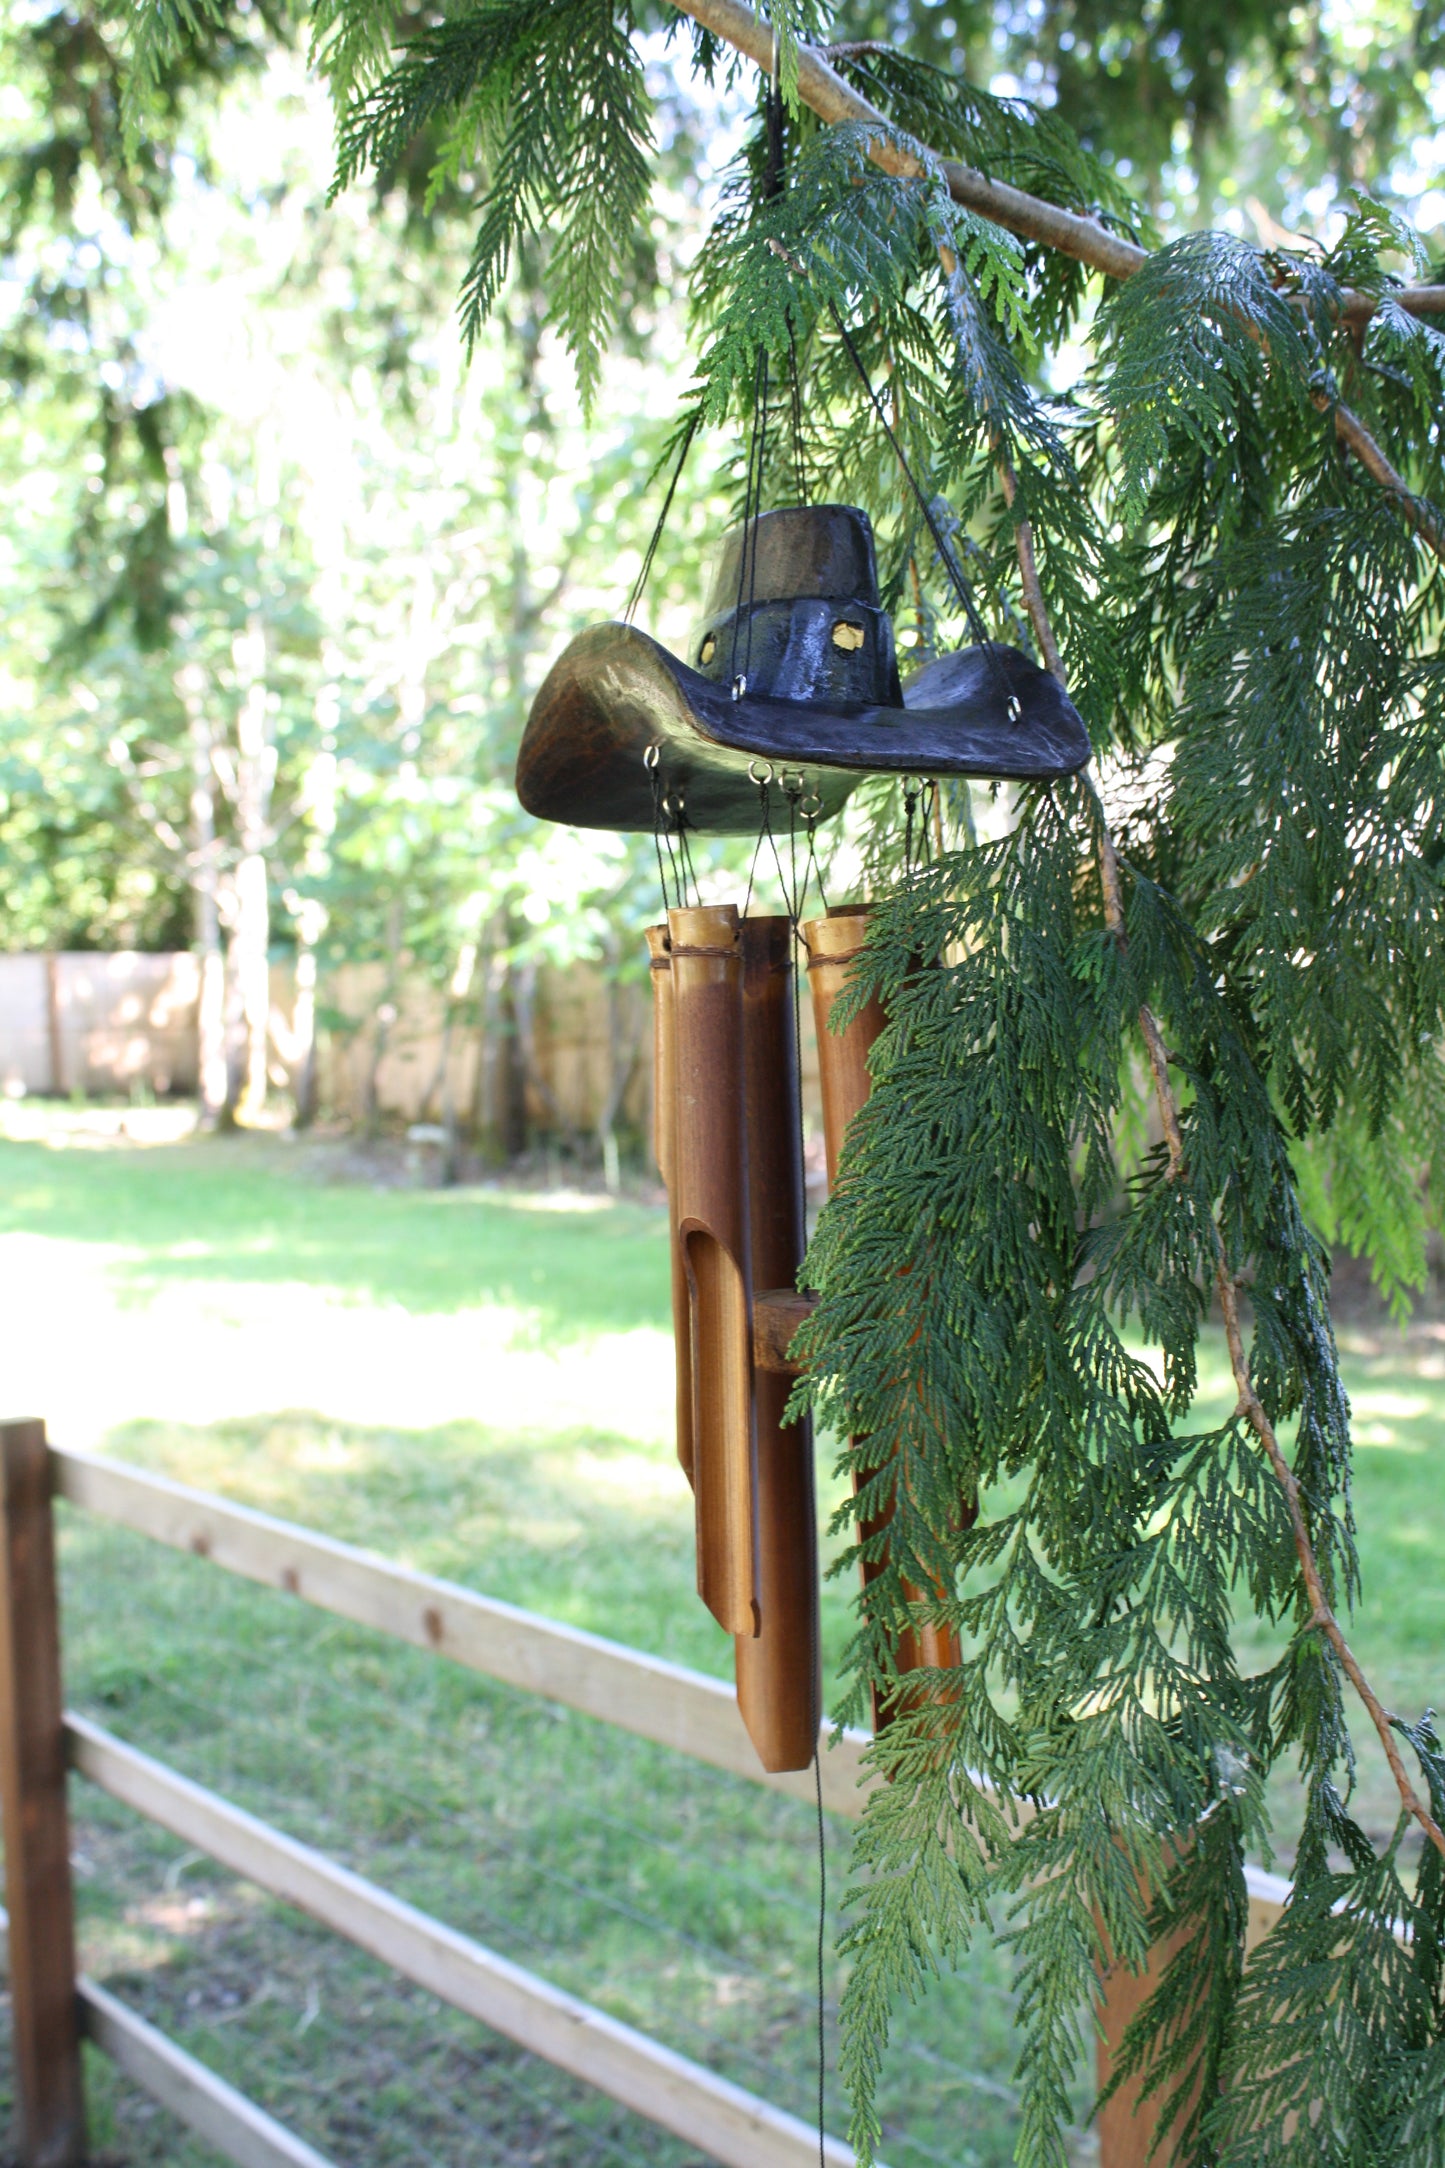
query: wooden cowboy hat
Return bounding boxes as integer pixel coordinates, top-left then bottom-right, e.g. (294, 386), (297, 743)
(515, 504), (1091, 835)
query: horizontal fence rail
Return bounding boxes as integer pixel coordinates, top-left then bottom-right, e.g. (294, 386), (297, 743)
(0, 1912), (338, 2168)
(50, 1444), (1292, 1931)
(52, 1446), (872, 1818)
(0, 1425), (1305, 2168)
(80, 1980), (338, 2168)
(68, 1716), (855, 2168)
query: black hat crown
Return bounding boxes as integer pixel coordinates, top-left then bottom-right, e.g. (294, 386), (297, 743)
(690, 505), (901, 710)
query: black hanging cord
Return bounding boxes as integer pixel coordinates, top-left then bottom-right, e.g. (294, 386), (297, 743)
(829, 310), (998, 641)
(626, 409), (701, 625)
(810, 806), (831, 914)
(742, 762), (774, 917)
(787, 316), (808, 506)
(729, 343), (771, 696)
(744, 347), (769, 690)
(815, 1751), (827, 2168)
(677, 816), (702, 908)
(822, 303), (1023, 725)
(648, 753), (675, 915)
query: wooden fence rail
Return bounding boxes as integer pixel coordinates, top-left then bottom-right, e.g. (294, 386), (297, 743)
(51, 1445), (872, 1818)
(0, 1419), (1296, 2168)
(0, 1912), (334, 2168)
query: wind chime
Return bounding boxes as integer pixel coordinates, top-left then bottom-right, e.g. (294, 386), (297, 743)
(514, 298), (1090, 1773)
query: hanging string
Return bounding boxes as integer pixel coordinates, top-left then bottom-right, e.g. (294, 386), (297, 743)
(802, 792), (828, 914)
(815, 1751), (827, 2168)
(825, 307), (993, 648)
(625, 409), (701, 625)
(729, 344), (771, 697)
(787, 317), (808, 506)
(764, 229), (1023, 725)
(677, 810), (702, 908)
(742, 761), (775, 918)
(648, 750), (674, 915)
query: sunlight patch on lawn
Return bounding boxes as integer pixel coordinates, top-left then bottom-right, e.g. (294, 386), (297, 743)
(0, 1223), (677, 1453)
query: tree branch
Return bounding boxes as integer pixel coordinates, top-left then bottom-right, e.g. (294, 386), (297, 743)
(1211, 1254), (1445, 1860)
(1325, 393), (1445, 560)
(672, 0), (1445, 328)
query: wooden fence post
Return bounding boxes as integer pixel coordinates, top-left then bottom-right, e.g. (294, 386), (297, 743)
(1096, 1888), (1194, 2168)
(0, 1419), (86, 2166)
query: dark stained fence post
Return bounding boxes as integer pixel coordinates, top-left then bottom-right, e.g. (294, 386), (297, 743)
(0, 1419), (86, 2165)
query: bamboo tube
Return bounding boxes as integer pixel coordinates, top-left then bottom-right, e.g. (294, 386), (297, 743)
(668, 903), (758, 1639)
(645, 926), (694, 1486)
(734, 917), (820, 1772)
(803, 907), (965, 1733)
(805, 906), (890, 1186)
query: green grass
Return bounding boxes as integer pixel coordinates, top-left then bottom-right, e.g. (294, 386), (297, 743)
(0, 1112), (1441, 2166)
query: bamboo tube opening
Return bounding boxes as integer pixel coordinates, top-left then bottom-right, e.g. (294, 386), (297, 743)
(683, 1228), (759, 1638)
(668, 904), (758, 1642)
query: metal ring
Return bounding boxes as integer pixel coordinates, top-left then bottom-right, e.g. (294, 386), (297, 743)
(662, 788), (686, 819)
(748, 758), (774, 787)
(730, 674), (748, 702)
(1006, 695), (1023, 727)
(799, 789), (823, 820)
(643, 742), (661, 771)
(780, 768), (805, 797)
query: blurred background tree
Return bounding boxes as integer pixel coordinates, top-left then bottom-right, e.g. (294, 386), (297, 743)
(3, 0), (1442, 1137)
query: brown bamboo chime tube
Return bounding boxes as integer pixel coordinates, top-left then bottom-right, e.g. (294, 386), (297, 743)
(645, 926), (693, 1485)
(803, 907), (970, 1734)
(645, 911), (821, 1771)
(735, 916), (820, 1770)
(666, 904), (758, 1640)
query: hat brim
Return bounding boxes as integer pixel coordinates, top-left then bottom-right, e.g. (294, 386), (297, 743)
(516, 622), (1091, 834)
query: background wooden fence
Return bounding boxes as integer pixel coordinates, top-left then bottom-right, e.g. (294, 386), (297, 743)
(0, 952), (660, 1141)
(0, 952), (840, 1158)
(0, 1417), (1291, 2168)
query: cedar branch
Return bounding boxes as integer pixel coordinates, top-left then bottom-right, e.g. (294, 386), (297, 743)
(1079, 762), (1445, 1862)
(998, 487), (1445, 1862)
(685, 0), (1445, 562)
(1324, 393), (1445, 558)
(672, 0), (1445, 328)
(1211, 1254), (1445, 1860)
(1094, 783), (1445, 1857)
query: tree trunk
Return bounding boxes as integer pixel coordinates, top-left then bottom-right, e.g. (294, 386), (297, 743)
(512, 957), (566, 1146)
(363, 897), (404, 1139)
(595, 944), (639, 1194)
(229, 623), (275, 1120)
(289, 925), (321, 1127)
(474, 917), (528, 1164)
(177, 660), (230, 1130)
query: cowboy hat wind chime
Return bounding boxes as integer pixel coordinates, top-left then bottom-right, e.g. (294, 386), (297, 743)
(515, 335), (1090, 1774)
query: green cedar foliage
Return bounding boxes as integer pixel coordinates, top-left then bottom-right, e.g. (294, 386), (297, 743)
(121, 10), (1445, 2165)
(330, 0), (655, 403)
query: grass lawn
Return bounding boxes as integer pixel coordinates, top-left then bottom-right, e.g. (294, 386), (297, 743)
(0, 1107), (1441, 2167)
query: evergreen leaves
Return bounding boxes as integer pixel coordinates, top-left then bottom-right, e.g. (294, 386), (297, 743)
(330, 0), (652, 404)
